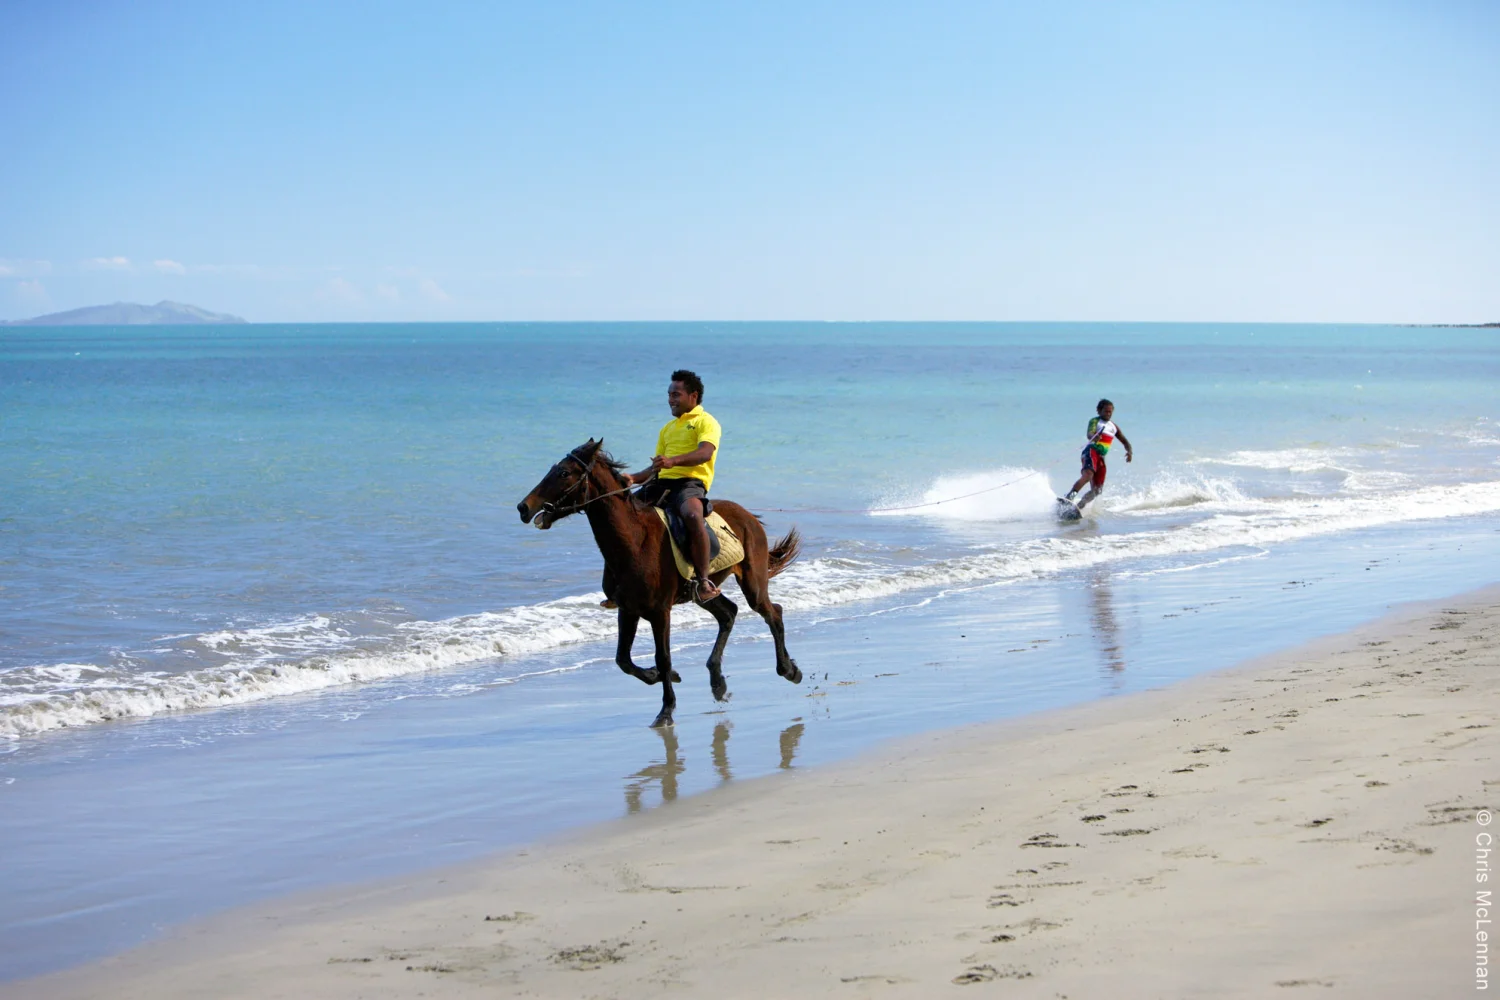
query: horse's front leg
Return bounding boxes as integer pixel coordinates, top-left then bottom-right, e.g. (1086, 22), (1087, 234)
(648, 611), (676, 728)
(615, 608), (656, 684)
(615, 608), (680, 685)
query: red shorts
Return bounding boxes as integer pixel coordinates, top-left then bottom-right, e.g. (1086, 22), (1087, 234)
(1080, 446), (1106, 489)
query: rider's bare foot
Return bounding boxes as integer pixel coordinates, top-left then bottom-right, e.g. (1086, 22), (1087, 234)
(600, 598), (617, 609)
(696, 580), (721, 602)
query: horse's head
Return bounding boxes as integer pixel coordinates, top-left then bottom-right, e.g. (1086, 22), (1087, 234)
(517, 438), (605, 529)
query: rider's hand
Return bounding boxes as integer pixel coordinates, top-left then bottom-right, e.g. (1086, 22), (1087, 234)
(650, 455), (669, 472)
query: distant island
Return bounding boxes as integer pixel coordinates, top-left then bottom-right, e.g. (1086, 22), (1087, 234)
(2, 301), (247, 326)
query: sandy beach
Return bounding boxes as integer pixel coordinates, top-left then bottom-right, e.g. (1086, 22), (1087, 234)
(12, 586), (1497, 999)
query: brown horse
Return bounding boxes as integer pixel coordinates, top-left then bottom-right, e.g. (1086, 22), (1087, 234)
(517, 438), (803, 728)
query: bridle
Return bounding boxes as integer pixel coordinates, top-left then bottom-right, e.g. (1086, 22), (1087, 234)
(539, 447), (635, 518)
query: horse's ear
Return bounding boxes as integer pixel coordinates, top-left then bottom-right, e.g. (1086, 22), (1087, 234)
(584, 438), (603, 455)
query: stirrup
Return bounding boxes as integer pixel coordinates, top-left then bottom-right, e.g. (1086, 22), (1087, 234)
(692, 579), (720, 602)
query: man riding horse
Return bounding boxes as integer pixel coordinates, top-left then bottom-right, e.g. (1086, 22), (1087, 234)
(518, 370), (802, 727)
(605, 369), (723, 603)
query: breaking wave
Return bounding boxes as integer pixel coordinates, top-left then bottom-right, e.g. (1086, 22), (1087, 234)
(4, 476), (1498, 740)
(1104, 473), (1249, 512)
(871, 467), (1056, 520)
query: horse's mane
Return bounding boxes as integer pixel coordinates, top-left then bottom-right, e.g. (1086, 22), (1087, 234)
(595, 449), (629, 480)
(591, 448), (636, 496)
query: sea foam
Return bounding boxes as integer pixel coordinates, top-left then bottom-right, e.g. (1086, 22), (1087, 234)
(871, 467), (1057, 521)
(4, 477), (1497, 739)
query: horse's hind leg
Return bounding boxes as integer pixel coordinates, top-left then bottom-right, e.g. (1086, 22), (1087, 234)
(736, 564), (801, 685)
(699, 593), (737, 702)
(764, 600), (800, 683)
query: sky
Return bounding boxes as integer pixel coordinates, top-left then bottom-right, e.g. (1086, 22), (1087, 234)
(1, 1), (1496, 323)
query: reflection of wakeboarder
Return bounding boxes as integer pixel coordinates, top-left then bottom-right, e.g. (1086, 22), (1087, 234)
(1057, 399), (1133, 520)
(1090, 570), (1126, 675)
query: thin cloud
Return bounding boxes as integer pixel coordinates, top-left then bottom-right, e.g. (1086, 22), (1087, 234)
(418, 278), (451, 303)
(154, 259), (187, 275)
(374, 282), (401, 302)
(318, 276), (363, 303)
(192, 263), (268, 277)
(0, 259), (54, 278)
(84, 256), (132, 271)
(513, 265), (589, 279)
(15, 279), (51, 307)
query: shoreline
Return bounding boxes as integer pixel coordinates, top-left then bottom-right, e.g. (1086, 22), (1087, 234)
(11, 585), (1499, 998)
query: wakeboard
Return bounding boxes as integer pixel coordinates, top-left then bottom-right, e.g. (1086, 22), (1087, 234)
(1054, 497), (1082, 522)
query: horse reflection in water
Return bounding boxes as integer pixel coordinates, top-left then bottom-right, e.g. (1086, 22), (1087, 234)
(712, 719), (733, 783)
(778, 722), (804, 769)
(624, 727), (683, 814)
(623, 721), (808, 814)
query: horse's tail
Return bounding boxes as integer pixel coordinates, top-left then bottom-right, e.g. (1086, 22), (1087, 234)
(766, 526), (801, 579)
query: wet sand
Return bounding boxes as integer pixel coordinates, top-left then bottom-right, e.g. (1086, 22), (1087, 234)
(12, 587), (1498, 999)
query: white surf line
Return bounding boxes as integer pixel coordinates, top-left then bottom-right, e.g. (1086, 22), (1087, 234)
(770, 480), (1500, 610)
(4, 479), (1497, 739)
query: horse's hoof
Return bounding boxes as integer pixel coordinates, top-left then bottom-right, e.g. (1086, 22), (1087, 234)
(779, 661), (803, 685)
(670, 670), (683, 683)
(711, 678), (731, 702)
(650, 711), (674, 729)
(638, 668), (660, 685)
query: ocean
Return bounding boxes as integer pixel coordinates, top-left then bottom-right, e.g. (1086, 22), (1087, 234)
(2, 321), (1498, 979)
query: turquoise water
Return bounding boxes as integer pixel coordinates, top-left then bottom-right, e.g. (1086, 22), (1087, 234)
(1, 322), (1498, 978)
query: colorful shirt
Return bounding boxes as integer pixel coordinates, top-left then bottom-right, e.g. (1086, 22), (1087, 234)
(656, 405), (722, 491)
(1087, 417), (1118, 456)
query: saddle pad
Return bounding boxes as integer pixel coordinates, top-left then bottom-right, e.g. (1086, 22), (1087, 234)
(653, 509), (745, 580)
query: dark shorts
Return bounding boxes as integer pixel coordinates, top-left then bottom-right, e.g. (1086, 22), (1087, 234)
(635, 477), (712, 519)
(1080, 446), (1106, 489)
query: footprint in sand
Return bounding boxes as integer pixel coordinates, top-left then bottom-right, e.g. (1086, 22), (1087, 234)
(1019, 833), (1079, 849)
(1163, 845), (1219, 860)
(483, 910), (536, 923)
(953, 964), (1032, 984)
(1424, 801), (1489, 825)
(551, 941), (629, 970)
(1374, 837), (1434, 856)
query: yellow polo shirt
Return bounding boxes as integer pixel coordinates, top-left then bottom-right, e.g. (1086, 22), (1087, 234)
(656, 405), (722, 491)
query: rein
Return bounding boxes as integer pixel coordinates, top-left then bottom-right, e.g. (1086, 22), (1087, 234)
(541, 448), (636, 517)
(542, 449), (1044, 519)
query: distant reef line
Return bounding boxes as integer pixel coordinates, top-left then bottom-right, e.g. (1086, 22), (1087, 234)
(2, 301), (247, 326)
